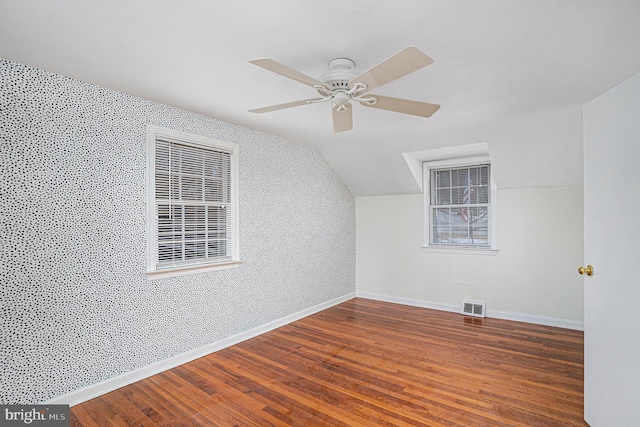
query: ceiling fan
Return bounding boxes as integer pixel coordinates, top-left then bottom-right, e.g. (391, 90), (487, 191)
(249, 46), (440, 133)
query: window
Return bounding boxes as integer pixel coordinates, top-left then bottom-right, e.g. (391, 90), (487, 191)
(146, 125), (239, 278)
(430, 164), (490, 246)
(423, 159), (497, 254)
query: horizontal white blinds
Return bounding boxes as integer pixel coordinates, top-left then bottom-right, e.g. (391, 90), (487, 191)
(430, 165), (490, 247)
(154, 138), (233, 268)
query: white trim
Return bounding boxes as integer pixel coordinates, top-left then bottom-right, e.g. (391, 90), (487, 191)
(421, 246), (498, 256)
(356, 292), (460, 313)
(485, 309), (584, 331)
(45, 292), (356, 406)
(356, 292), (583, 331)
(146, 260), (242, 280)
(422, 155), (491, 170)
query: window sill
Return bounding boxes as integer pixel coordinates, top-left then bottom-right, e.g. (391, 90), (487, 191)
(422, 246), (498, 256)
(147, 260), (242, 280)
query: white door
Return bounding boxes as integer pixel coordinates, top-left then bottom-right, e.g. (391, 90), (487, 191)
(583, 72), (640, 426)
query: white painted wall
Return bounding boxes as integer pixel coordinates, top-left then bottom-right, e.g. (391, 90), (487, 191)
(356, 186), (584, 328)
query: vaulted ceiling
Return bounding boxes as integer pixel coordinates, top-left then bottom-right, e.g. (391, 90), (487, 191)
(2, 0), (640, 196)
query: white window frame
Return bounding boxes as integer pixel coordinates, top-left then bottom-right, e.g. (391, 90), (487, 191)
(422, 156), (498, 255)
(146, 125), (240, 279)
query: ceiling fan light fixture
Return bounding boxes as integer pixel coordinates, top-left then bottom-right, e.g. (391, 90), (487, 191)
(332, 90), (351, 108)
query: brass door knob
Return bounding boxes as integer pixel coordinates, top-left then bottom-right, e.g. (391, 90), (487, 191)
(578, 265), (594, 276)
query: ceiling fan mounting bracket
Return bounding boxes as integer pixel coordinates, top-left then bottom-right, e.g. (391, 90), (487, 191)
(318, 57), (359, 90)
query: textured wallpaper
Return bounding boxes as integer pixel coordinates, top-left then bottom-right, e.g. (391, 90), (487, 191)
(0, 59), (355, 404)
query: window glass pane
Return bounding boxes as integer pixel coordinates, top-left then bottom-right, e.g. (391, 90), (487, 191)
(432, 207), (451, 243)
(434, 207), (450, 225)
(436, 188), (450, 205)
(476, 186), (489, 204)
(452, 207), (466, 221)
(454, 169), (467, 187)
(436, 170), (450, 188)
(157, 205), (183, 230)
(452, 187), (464, 204)
(467, 186), (476, 204)
(155, 173), (170, 199)
(181, 176), (202, 200)
(180, 151), (203, 175)
(204, 178), (224, 203)
(184, 241), (206, 260)
(208, 240), (228, 258)
(469, 167), (479, 186)
(470, 207), (489, 245)
(450, 226), (470, 244)
(479, 166), (489, 186)
(184, 206), (206, 242)
(158, 242), (183, 262)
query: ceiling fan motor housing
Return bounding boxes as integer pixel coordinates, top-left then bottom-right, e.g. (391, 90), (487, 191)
(318, 58), (358, 90)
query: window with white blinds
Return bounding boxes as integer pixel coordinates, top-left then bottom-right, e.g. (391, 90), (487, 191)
(429, 165), (491, 247)
(146, 126), (239, 278)
(421, 159), (497, 253)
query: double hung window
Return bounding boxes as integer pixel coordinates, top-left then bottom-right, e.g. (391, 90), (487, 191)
(429, 165), (491, 247)
(146, 125), (239, 278)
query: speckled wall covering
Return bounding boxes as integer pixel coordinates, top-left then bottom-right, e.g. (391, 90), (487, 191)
(0, 59), (355, 404)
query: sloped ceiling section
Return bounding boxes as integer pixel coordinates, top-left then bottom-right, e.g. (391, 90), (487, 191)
(1, 0), (640, 195)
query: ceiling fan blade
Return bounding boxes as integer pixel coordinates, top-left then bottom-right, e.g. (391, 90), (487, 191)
(249, 98), (326, 114)
(360, 94), (440, 118)
(250, 58), (329, 90)
(349, 46), (433, 93)
(332, 103), (353, 133)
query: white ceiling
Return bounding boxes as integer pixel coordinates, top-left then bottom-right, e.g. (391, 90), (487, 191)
(2, 0), (640, 196)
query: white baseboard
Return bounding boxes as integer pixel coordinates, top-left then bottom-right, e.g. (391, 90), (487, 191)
(46, 292), (356, 406)
(485, 309), (584, 331)
(356, 292), (584, 331)
(356, 292), (460, 313)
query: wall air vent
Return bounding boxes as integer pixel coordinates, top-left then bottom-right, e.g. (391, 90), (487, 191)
(461, 300), (486, 318)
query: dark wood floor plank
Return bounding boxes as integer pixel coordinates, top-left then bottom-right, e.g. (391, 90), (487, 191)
(71, 298), (588, 426)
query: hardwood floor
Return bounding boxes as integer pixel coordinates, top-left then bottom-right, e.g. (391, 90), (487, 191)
(70, 298), (588, 426)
